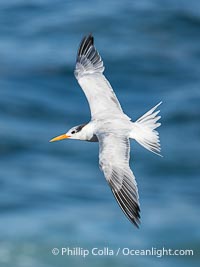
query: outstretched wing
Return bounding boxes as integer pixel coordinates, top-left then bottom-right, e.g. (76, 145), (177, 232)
(74, 34), (129, 120)
(98, 133), (140, 227)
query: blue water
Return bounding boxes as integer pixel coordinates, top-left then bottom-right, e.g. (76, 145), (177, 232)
(0, 0), (200, 266)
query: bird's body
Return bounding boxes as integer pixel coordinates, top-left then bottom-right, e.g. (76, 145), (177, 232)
(50, 35), (162, 228)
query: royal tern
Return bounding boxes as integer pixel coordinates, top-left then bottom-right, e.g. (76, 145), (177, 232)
(50, 34), (161, 227)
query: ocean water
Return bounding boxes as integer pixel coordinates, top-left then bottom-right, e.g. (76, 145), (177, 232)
(0, 0), (200, 266)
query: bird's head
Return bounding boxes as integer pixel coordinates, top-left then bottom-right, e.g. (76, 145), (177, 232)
(50, 124), (87, 142)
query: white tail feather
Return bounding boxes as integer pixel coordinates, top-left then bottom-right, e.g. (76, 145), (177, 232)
(130, 102), (162, 156)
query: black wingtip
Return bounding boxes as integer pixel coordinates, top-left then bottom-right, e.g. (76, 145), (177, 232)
(77, 34), (94, 59)
(111, 188), (141, 229)
(75, 34), (104, 78)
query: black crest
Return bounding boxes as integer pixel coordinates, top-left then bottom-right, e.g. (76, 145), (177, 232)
(76, 124), (87, 133)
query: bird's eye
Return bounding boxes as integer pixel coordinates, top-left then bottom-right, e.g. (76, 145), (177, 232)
(71, 130), (76, 134)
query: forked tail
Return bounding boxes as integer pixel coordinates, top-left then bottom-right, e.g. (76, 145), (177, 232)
(130, 102), (162, 156)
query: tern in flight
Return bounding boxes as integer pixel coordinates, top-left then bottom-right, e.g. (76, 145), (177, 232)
(50, 34), (161, 227)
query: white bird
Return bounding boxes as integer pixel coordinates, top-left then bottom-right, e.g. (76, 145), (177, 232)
(50, 34), (162, 228)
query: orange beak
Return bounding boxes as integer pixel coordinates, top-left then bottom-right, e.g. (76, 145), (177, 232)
(49, 134), (71, 142)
